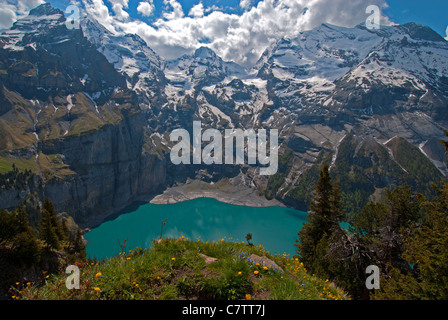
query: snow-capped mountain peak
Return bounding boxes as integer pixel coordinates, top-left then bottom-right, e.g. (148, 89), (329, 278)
(80, 15), (166, 104)
(193, 46), (217, 59)
(81, 17), (165, 78)
(0, 3), (66, 51)
(164, 46), (248, 90)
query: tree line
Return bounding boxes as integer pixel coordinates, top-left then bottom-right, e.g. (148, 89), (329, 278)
(0, 164), (38, 190)
(295, 134), (448, 300)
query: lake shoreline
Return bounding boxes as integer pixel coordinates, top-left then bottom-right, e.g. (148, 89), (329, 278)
(83, 178), (284, 231)
(150, 178), (284, 208)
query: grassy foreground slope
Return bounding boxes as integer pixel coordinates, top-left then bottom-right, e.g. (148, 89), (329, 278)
(16, 238), (348, 300)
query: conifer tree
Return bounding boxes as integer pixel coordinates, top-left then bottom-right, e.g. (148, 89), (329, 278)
(0, 209), (15, 245)
(295, 164), (344, 275)
(42, 197), (64, 241)
(16, 205), (32, 234)
(10, 205), (41, 266)
(59, 218), (69, 240)
(11, 229), (41, 266)
(39, 202), (61, 250)
(372, 133), (448, 300)
(322, 183), (425, 299)
(72, 227), (86, 259)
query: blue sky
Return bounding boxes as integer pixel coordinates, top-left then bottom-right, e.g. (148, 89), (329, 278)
(1, 0), (447, 66)
(384, 0), (448, 38)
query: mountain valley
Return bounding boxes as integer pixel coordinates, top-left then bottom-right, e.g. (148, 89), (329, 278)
(1, 3), (447, 226)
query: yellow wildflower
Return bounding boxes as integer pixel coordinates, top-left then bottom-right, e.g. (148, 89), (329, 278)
(95, 272), (102, 278)
(245, 294), (251, 300)
(254, 271), (259, 275)
(94, 287), (100, 291)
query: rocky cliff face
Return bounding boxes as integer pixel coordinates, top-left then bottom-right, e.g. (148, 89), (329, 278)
(40, 108), (166, 225)
(0, 4), (166, 226)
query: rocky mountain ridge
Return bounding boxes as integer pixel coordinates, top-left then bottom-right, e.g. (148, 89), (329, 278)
(1, 3), (447, 225)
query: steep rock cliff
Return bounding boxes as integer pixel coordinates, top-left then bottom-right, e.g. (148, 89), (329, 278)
(0, 4), (166, 227)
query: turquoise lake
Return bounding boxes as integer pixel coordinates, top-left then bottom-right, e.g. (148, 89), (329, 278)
(84, 198), (308, 260)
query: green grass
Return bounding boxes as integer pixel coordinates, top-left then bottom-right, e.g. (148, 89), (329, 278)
(15, 238), (349, 301)
(37, 153), (76, 180)
(0, 153), (75, 179)
(0, 157), (38, 174)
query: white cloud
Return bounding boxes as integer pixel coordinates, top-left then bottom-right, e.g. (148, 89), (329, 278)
(0, 0), (45, 29)
(239, 0), (252, 10)
(0, 6), (16, 29)
(162, 0), (184, 20)
(108, 0), (129, 8)
(189, 2), (204, 18)
(445, 25), (448, 41)
(137, 0), (155, 17)
(109, 0), (129, 20)
(205, 5), (224, 13)
(15, 0), (45, 15)
(83, 0), (393, 67)
(83, 0), (116, 32)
